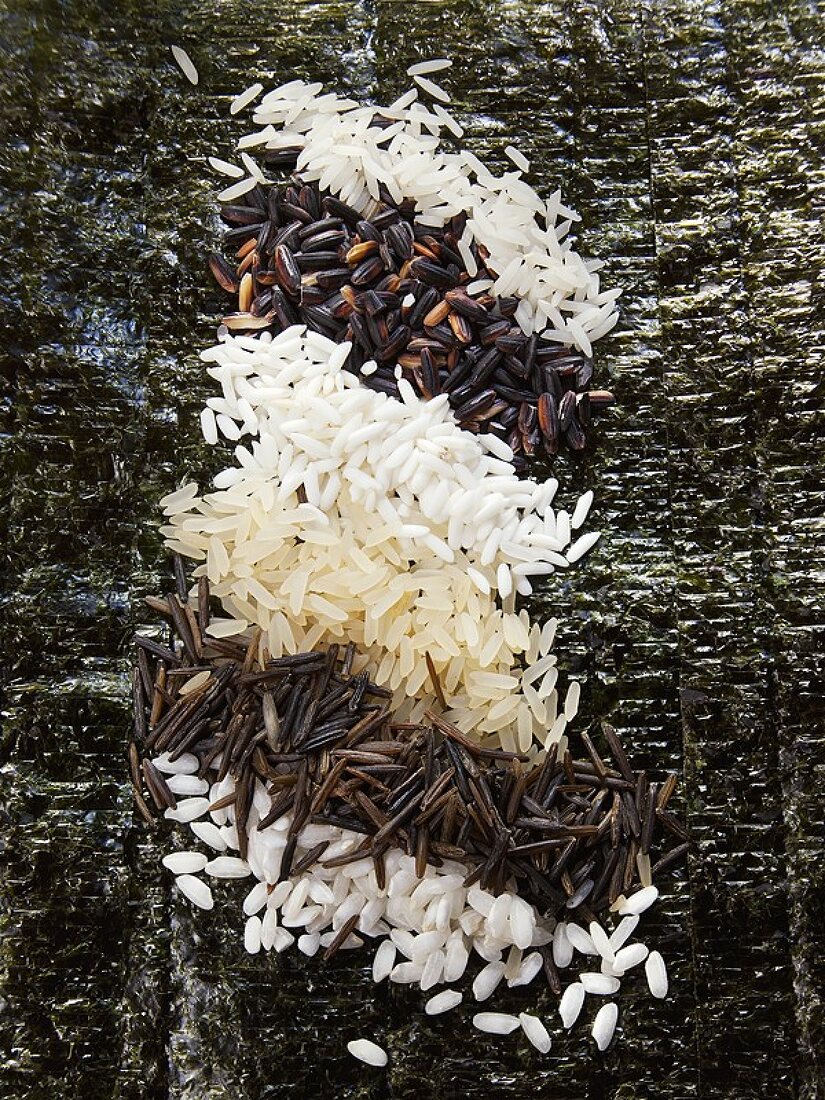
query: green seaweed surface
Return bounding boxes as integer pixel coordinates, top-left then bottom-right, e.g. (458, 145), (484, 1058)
(0, 1), (823, 1098)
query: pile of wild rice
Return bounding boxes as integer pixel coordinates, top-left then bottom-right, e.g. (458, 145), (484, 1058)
(132, 569), (686, 917)
(208, 176), (614, 461)
(134, 49), (683, 1062)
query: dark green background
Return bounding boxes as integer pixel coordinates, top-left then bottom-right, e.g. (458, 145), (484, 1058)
(0, 1), (823, 1097)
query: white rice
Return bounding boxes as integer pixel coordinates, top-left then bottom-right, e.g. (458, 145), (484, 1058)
(413, 74), (451, 103)
(425, 990), (463, 1015)
(505, 145), (530, 173)
(558, 982), (585, 1028)
(161, 851), (208, 875)
(231, 82), (264, 115)
(519, 1012), (552, 1053)
(162, 331), (598, 755)
(473, 1012), (521, 1035)
(619, 885), (659, 916)
(579, 972), (621, 995)
(591, 1002), (618, 1051)
(208, 156), (245, 178)
(645, 950), (668, 998)
(171, 45), (198, 86)
(175, 874), (212, 909)
(407, 58), (453, 77)
(347, 1038), (388, 1067)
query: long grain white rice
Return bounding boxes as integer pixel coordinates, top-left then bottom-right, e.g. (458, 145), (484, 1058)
(171, 45), (198, 85)
(571, 489), (594, 530)
(473, 1012), (520, 1035)
(407, 58), (453, 77)
(163, 331), (597, 755)
(231, 82), (264, 115)
(505, 145), (530, 173)
(162, 851), (208, 875)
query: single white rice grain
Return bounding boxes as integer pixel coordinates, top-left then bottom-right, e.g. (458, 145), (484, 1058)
(579, 972), (621, 995)
(571, 489), (594, 529)
(566, 530), (601, 564)
(189, 820), (228, 851)
(165, 774), (209, 796)
(473, 1012), (520, 1035)
(505, 145), (530, 173)
(243, 881), (270, 916)
(175, 874), (213, 909)
(519, 1012), (551, 1053)
(152, 751), (198, 775)
(204, 856), (252, 879)
(565, 924), (597, 955)
(552, 922), (574, 968)
(425, 989), (463, 1015)
(244, 915), (263, 954)
(208, 156), (244, 178)
(298, 932), (321, 957)
(347, 1038), (388, 1067)
(645, 950), (668, 998)
(508, 951), (544, 988)
(613, 943), (649, 972)
(413, 74), (451, 102)
(588, 920), (615, 961)
(564, 680), (581, 722)
(200, 406), (219, 444)
(162, 851), (208, 875)
(473, 961), (506, 1001)
(407, 58), (453, 77)
(179, 670), (211, 697)
(608, 914), (639, 952)
(558, 982), (585, 1028)
(231, 82), (264, 115)
(171, 45), (198, 85)
(372, 938), (397, 982)
(164, 797), (211, 823)
(216, 177), (258, 203)
(619, 885), (659, 916)
(591, 1002), (618, 1051)
(205, 618), (249, 638)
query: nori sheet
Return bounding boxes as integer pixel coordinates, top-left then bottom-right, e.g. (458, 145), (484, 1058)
(0, 1), (823, 1098)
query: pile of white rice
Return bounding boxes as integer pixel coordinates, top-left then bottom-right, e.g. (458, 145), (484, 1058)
(161, 327), (598, 754)
(211, 61), (621, 354)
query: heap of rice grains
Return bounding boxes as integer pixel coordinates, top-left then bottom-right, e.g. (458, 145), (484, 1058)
(131, 573), (684, 1056)
(209, 175), (614, 463)
(136, 53), (687, 1060)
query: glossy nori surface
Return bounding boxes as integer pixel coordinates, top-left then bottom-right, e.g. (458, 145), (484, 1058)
(0, 1), (823, 1098)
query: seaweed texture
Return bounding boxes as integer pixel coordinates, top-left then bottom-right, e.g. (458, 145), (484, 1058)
(0, 1), (822, 1098)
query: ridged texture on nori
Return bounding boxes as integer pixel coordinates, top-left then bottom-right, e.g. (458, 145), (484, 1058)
(0, 1), (822, 1098)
